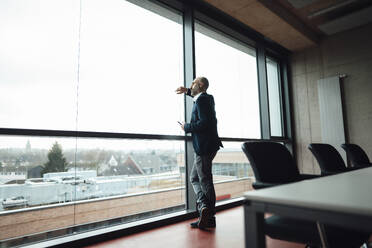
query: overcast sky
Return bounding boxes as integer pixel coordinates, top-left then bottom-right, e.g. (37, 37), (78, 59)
(0, 0), (260, 150)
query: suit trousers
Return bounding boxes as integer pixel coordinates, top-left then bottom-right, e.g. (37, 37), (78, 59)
(190, 151), (217, 216)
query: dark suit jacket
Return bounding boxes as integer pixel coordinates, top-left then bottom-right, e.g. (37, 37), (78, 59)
(184, 90), (223, 156)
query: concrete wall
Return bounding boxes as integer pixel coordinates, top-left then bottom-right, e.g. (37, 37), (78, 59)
(290, 23), (372, 174)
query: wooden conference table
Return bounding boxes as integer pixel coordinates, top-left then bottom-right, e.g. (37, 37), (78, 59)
(244, 167), (372, 248)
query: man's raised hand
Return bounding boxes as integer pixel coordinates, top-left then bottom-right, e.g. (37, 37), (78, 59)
(175, 86), (188, 94)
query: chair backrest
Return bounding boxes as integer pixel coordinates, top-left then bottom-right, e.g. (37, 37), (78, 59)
(241, 141), (300, 184)
(308, 143), (347, 173)
(341, 143), (370, 167)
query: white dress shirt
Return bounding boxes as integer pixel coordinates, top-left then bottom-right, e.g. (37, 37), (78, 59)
(193, 92), (203, 102)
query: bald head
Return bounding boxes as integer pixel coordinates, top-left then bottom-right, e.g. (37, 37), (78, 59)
(196, 77), (209, 92)
(190, 76), (209, 96)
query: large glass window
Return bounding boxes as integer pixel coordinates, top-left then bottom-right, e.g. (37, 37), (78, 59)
(266, 57), (283, 137)
(0, 0), (291, 246)
(213, 142), (252, 182)
(77, 0), (184, 135)
(0, 0), (185, 244)
(0, 136), (184, 241)
(213, 142), (254, 201)
(0, 0), (80, 130)
(195, 22), (261, 139)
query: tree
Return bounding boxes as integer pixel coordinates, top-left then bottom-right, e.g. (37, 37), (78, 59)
(42, 142), (68, 175)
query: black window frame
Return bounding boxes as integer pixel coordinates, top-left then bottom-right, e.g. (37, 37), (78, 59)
(0, 0), (294, 246)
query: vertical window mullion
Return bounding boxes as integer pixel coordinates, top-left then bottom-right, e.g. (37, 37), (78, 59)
(183, 3), (197, 212)
(281, 60), (294, 153)
(257, 46), (270, 139)
(277, 61), (285, 137)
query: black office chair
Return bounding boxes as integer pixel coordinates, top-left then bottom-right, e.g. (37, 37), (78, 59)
(241, 141), (318, 189)
(265, 216), (369, 248)
(308, 143), (360, 176)
(242, 141), (370, 247)
(341, 143), (372, 168)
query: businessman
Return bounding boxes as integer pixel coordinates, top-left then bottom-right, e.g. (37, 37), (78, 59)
(176, 77), (223, 229)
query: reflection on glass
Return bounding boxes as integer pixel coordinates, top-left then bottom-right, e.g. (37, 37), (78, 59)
(0, 0), (80, 130)
(266, 57), (283, 137)
(77, 0), (184, 135)
(213, 142), (254, 201)
(195, 22), (261, 139)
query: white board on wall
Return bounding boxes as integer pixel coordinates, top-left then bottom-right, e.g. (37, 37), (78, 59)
(317, 76), (347, 162)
